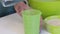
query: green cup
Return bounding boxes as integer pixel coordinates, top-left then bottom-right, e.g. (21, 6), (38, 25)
(44, 15), (60, 34)
(28, 0), (60, 19)
(22, 9), (41, 34)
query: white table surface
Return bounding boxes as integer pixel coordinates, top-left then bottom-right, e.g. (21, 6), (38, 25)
(0, 13), (51, 34)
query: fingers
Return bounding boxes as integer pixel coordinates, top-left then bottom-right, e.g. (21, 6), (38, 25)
(14, 2), (30, 15)
(18, 2), (30, 10)
(14, 2), (23, 15)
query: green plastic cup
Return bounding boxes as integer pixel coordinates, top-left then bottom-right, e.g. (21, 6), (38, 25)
(28, 0), (60, 19)
(22, 9), (41, 34)
(44, 15), (60, 34)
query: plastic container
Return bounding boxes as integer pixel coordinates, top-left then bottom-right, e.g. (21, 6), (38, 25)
(44, 15), (60, 34)
(28, 0), (60, 19)
(22, 9), (41, 34)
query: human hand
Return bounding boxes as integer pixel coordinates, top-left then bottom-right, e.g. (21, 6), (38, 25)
(14, 2), (30, 15)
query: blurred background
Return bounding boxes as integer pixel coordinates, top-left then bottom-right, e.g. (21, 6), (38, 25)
(0, 2), (16, 17)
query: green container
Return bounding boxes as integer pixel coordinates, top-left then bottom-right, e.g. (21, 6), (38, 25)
(44, 15), (60, 34)
(28, 0), (60, 19)
(22, 9), (41, 34)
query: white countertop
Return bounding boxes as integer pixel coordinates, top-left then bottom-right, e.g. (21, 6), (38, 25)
(0, 13), (50, 34)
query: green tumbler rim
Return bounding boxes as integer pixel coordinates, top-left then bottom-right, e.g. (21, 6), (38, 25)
(22, 9), (42, 16)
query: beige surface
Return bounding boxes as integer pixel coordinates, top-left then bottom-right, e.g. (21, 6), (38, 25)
(47, 19), (60, 26)
(0, 13), (24, 34)
(0, 13), (50, 34)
